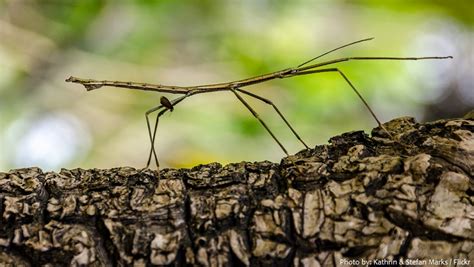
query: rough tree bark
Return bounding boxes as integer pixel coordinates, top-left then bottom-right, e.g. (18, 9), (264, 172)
(0, 111), (473, 267)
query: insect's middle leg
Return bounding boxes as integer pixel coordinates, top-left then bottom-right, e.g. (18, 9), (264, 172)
(235, 88), (309, 149)
(230, 88), (289, 156)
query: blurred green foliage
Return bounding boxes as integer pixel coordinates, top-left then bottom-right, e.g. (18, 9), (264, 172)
(0, 0), (472, 170)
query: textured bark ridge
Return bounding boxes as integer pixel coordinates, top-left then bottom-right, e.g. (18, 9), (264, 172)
(1, 112), (473, 266)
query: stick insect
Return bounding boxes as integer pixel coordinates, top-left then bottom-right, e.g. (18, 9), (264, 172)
(66, 38), (452, 169)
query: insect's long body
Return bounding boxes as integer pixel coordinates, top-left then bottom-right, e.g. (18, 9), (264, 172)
(67, 55), (449, 94)
(67, 68), (296, 94)
(65, 77), (191, 94)
(66, 38), (452, 169)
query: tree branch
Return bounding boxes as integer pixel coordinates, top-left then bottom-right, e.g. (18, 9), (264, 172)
(1, 111), (472, 266)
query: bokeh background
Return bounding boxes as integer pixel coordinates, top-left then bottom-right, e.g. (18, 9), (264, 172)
(1, 0), (472, 171)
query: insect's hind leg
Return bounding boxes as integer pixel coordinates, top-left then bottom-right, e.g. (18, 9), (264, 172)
(145, 94), (190, 169)
(235, 88), (309, 149)
(145, 106), (168, 169)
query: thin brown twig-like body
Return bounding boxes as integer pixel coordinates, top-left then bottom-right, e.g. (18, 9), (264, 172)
(66, 38), (452, 169)
(65, 56), (451, 95)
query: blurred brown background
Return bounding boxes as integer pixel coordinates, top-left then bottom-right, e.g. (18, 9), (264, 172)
(0, 0), (472, 171)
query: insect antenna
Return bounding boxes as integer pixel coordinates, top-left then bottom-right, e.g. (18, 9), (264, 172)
(297, 37), (374, 68)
